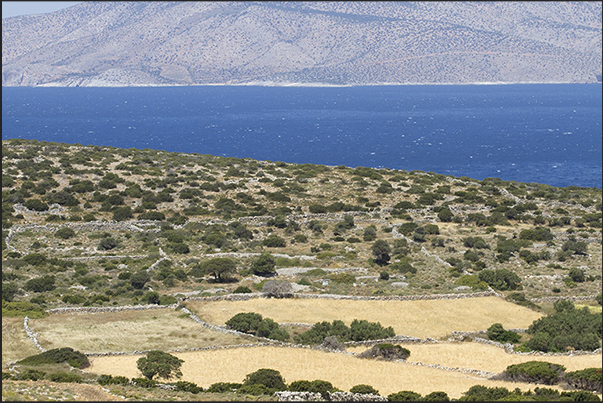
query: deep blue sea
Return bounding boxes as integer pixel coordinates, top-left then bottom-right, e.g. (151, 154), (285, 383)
(2, 84), (601, 189)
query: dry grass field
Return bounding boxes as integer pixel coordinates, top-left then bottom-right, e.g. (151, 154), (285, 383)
(87, 346), (575, 399)
(27, 309), (257, 354)
(2, 317), (42, 366)
(348, 342), (603, 373)
(2, 380), (125, 401)
(185, 296), (543, 338)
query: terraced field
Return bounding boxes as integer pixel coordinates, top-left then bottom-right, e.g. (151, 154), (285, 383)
(86, 345), (599, 399)
(184, 295), (543, 338)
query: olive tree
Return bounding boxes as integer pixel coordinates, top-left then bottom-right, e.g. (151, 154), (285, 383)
(136, 350), (184, 380)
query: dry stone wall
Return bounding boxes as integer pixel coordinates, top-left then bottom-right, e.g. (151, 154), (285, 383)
(23, 316), (46, 352)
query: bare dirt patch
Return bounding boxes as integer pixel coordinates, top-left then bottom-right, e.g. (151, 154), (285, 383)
(185, 296), (543, 338)
(28, 308), (257, 353)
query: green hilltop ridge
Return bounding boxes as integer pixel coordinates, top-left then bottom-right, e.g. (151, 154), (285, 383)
(2, 138), (601, 307)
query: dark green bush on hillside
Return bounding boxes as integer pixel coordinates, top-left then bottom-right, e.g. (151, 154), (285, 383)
(54, 227), (76, 239)
(24, 275), (56, 293)
(24, 199), (49, 211)
(486, 323), (521, 343)
(563, 368), (602, 393)
(388, 391), (422, 401)
(289, 379), (337, 397)
(477, 269), (521, 291)
(350, 384), (379, 395)
(350, 319), (395, 341)
(18, 347), (89, 369)
(421, 391), (450, 401)
(295, 319), (394, 344)
(225, 312), (289, 341)
(503, 361), (565, 385)
(526, 301), (601, 352)
(243, 368), (286, 391)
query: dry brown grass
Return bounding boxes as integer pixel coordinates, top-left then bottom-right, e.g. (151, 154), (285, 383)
(185, 296), (542, 338)
(2, 317), (41, 366)
(28, 309), (257, 353)
(347, 342), (603, 373)
(87, 346), (572, 399)
(2, 380), (125, 401)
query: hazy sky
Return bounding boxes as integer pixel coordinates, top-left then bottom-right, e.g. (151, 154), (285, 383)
(2, 1), (81, 18)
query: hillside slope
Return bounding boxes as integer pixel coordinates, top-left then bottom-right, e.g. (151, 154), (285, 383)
(2, 1), (602, 86)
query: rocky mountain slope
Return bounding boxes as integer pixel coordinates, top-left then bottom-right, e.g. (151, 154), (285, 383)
(2, 1), (602, 86)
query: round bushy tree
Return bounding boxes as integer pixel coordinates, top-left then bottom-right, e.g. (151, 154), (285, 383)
(136, 350), (183, 380)
(243, 368), (286, 391)
(350, 384), (379, 395)
(251, 253), (276, 276)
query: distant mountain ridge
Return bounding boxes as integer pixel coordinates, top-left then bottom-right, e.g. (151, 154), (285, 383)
(2, 1), (602, 86)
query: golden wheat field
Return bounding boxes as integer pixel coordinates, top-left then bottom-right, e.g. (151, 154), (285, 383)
(2, 317), (42, 366)
(348, 342), (603, 373)
(185, 296), (543, 338)
(87, 346), (574, 399)
(27, 309), (257, 353)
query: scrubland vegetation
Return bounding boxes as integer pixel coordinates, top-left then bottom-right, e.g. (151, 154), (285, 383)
(2, 139), (601, 400)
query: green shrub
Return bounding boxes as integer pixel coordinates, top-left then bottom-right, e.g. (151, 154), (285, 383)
(503, 361), (566, 385)
(563, 368), (602, 393)
(174, 380), (203, 394)
(251, 253), (276, 276)
(131, 377), (157, 388)
(237, 383), (273, 395)
(17, 369), (47, 381)
(97, 237), (119, 251)
(262, 235), (286, 247)
(459, 385), (511, 401)
(349, 319), (395, 341)
(350, 384), (379, 395)
(486, 323), (521, 343)
(526, 302), (601, 352)
(226, 312), (264, 334)
(421, 391), (450, 401)
(46, 372), (83, 383)
(24, 275), (56, 293)
(97, 374), (130, 386)
(2, 300), (48, 318)
(23, 253), (47, 266)
(243, 368), (286, 391)
(54, 227), (76, 240)
(477, 269), (521, 291)
(233, 286), (252, 294)
(388, 391), (422, 401)
(559, 390), (602, 401)
(18, 347), (89, 369)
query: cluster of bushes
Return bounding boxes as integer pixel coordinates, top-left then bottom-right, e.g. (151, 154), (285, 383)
(499, 361), (602, 394)
(458, 384), (600, 401)
(3, 369), (83, 383)
(225, 312), (290, 341)
(294, 319), (395, 344)
(486, 323), (521, 343)
(524, 300), (602, 352)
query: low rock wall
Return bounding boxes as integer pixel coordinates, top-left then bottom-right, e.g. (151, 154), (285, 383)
(46, 304), (178, 315)
(529, 295), (599, 303)
(23, 316), (46, 352)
